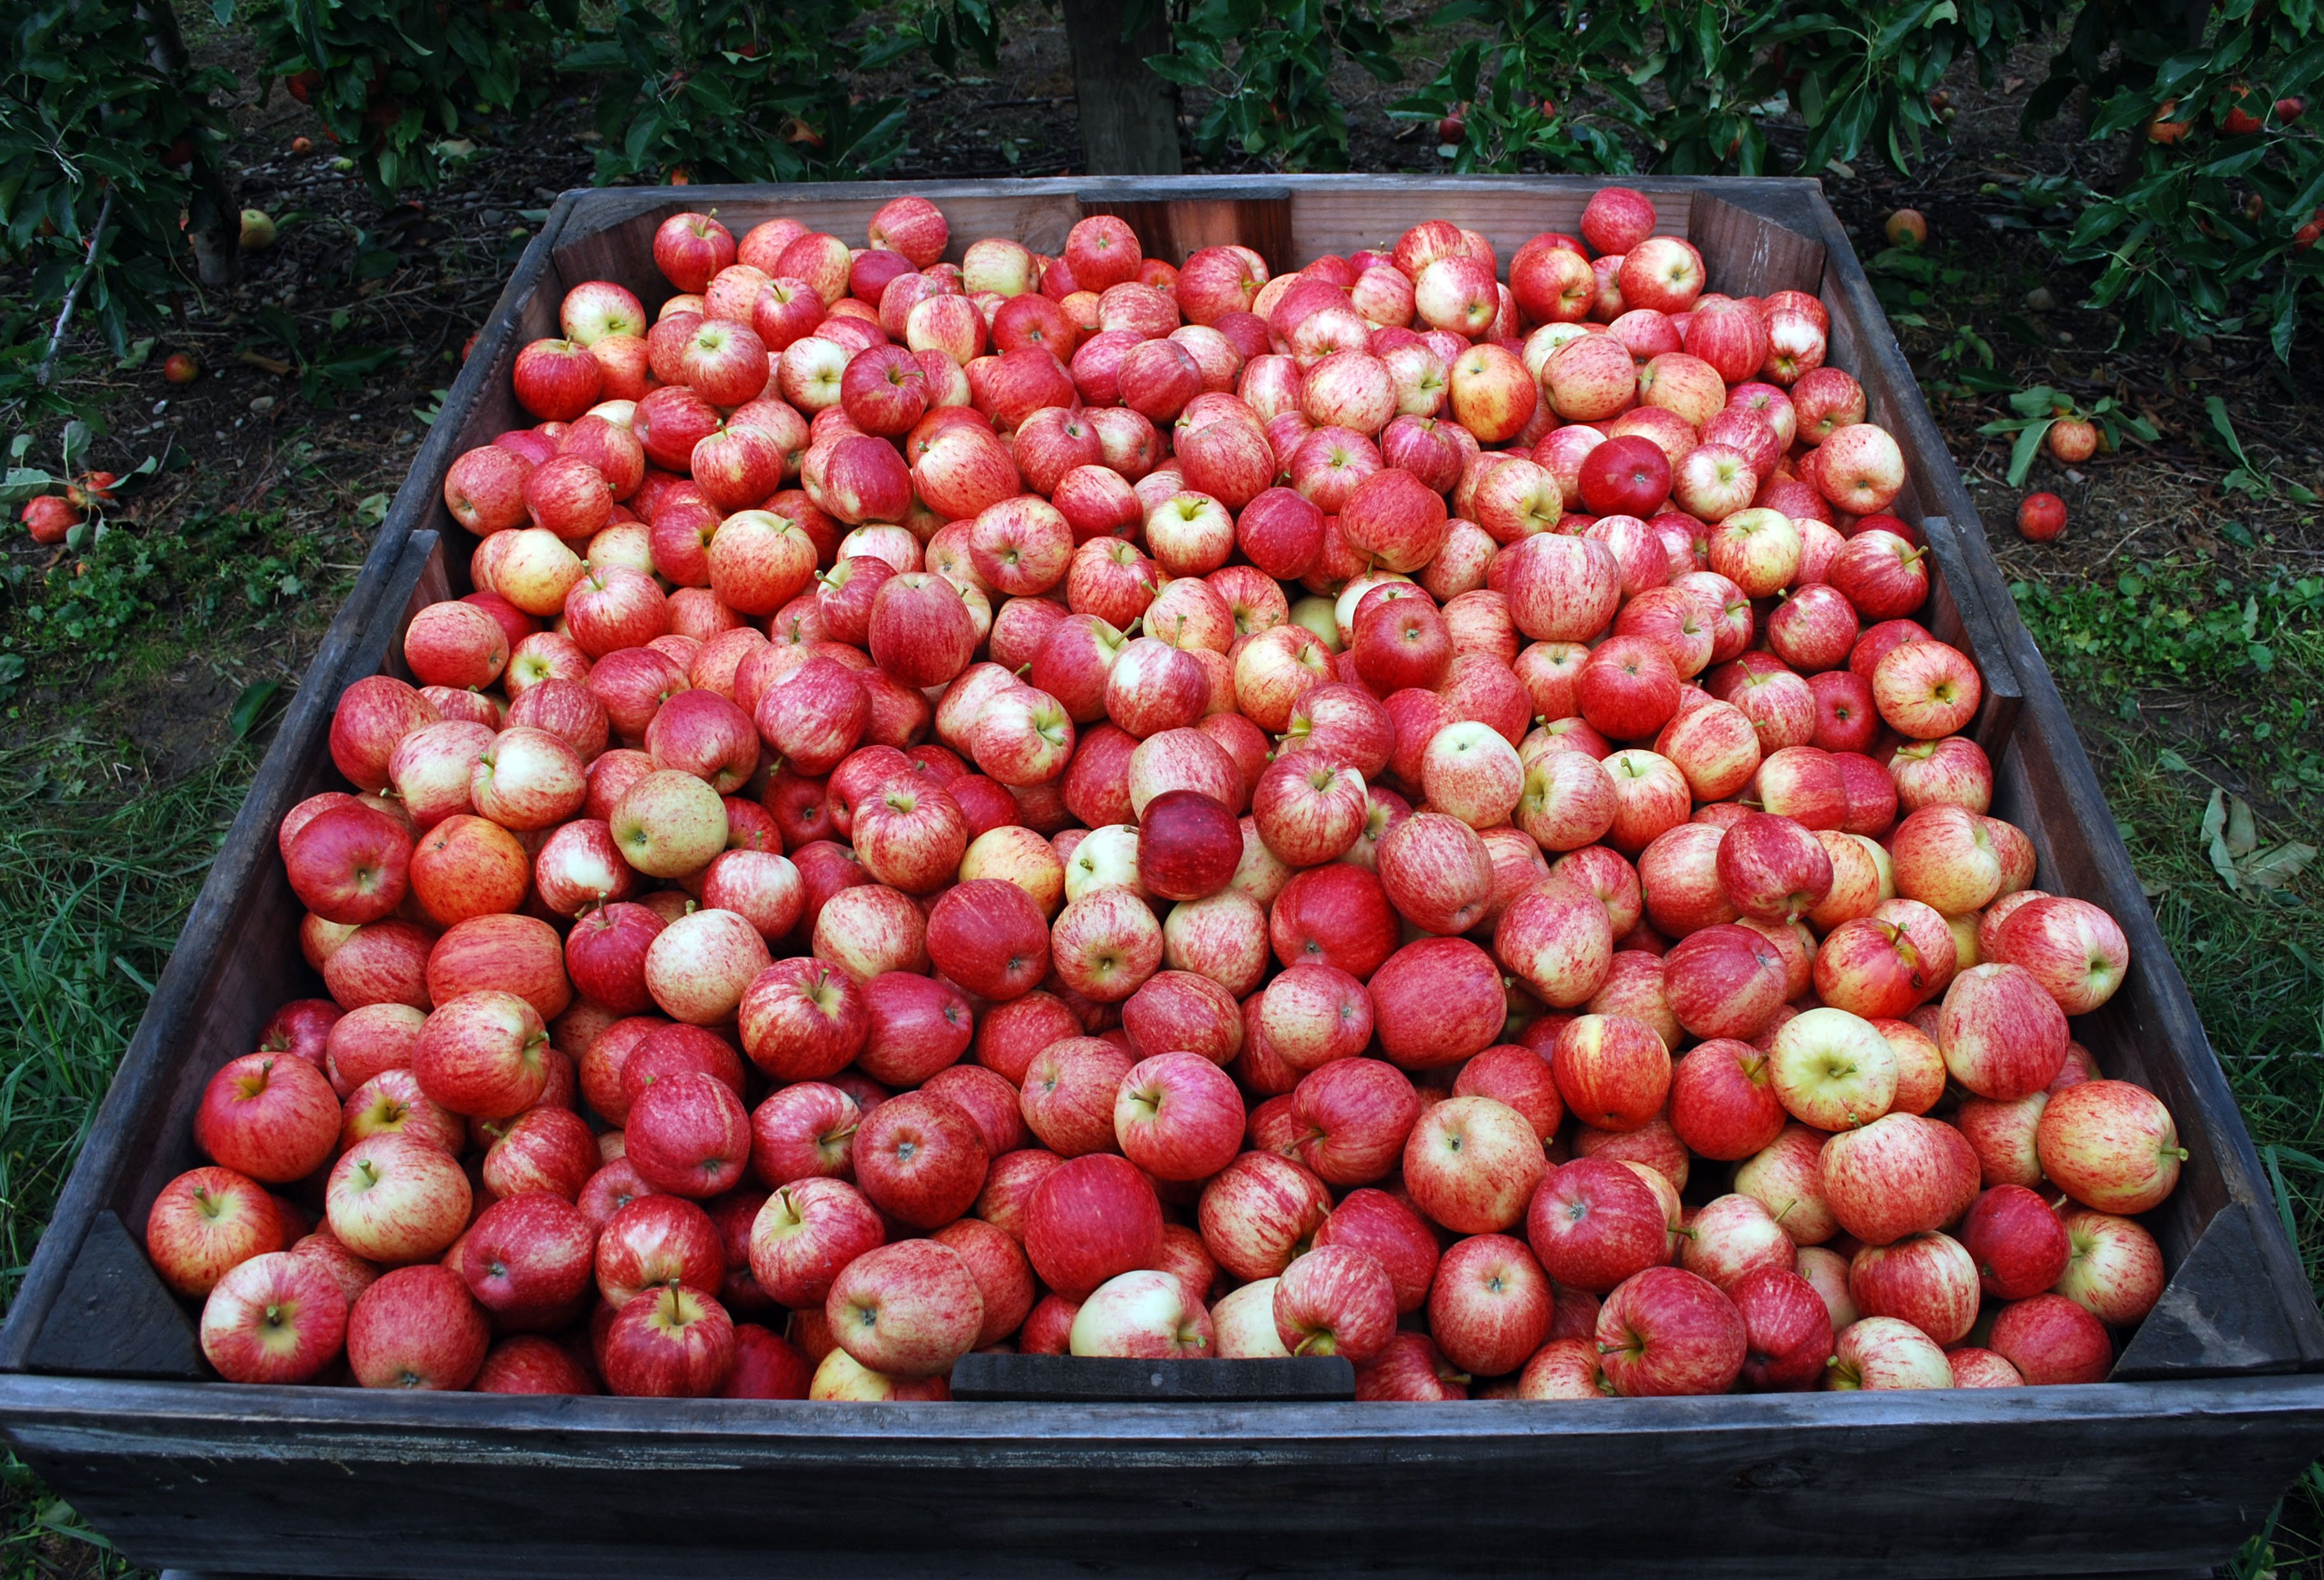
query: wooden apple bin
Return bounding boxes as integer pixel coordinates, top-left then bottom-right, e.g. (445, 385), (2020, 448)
(4, 177), (2320, 1580)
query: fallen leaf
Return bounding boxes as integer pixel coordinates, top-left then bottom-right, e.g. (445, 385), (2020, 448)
(2242, 843), (2316, 891)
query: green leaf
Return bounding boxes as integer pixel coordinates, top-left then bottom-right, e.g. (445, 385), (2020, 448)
(228, 679), (283, 740)
(2006, 419), (2054, 487)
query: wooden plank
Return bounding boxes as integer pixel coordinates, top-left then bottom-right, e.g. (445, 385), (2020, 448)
(4, 1373), (2321, 1578)
(950, 1354), (1353, 1401)
(1075, 186), (1292, 270)
(21, 1212), (202, 1380)
(1918, 517), (2024, 752)
(1685, 188), (1828, 298)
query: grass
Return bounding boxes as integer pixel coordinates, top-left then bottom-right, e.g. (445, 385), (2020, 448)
(0, 749), (256, 1580)
(2014, 561), (2324, 1579)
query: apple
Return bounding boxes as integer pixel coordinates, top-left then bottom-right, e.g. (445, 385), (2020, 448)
(1727, 1265), (1834, 1391)
(854, 1090), (990, 1230)
(600, 1285), (737, 1399)
(325, 1133), (472, 1265)
(1403, 1095), (1545, 1234)
(1769, 1006), (1897, 1132)
(2037, 1079), (2185, 1214)
(1678, 1193), (1795, 1291)
(1070, 1268), (1215, 1357)
(455, 1191), (597, 1320)
(1550, 1013), (1671, 1132)
(199, 1251), (348, 1384)
(1198, 1151), (1332, 1281)
(1027, 1152), (1165, 1298)
(345, 1263), (490, 1390)
(1825, 1315), (1953, 1390)
(2055, 1209), (2165, 1326)
(1819, 1111), (1974, 1246)
(1847, 1230), (1980, 1345)
(1988, 1292), (2113, 1385)
(1939, 962), (2069, 1100)
(145, 1166), (285, 1298)
(191, 1050), (340, 1185)
(1594, 1266), (1745, 1397)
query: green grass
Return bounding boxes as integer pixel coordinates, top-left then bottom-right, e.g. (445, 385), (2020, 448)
(0, 750), (256, 1580)
(2015, 560), (2324, 1579)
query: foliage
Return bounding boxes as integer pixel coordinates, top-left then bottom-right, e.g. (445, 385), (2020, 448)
(2028, 0), (2324, 360)
(0, 0), (237, 357)
(2012, 558), (2324, 797)
(1975, 383), (2161, 485)
(1145, 0), (1402, 170)
(561, 0), (997, 184)
(242, 0), (581, 197)
(1392, 0), (2062, 178)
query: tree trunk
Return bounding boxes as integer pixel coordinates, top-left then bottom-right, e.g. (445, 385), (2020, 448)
(137, 0), (239, 287)
(1061, 0), (1183, 175)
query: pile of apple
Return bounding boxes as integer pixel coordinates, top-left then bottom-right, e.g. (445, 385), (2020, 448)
(149, 187), (2186, 1404)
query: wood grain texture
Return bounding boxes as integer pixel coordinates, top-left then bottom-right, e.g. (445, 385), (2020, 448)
(950, 1353), (1354, 1401)
(21, 1212), (201, 1379)
(6, 1373), (2321, 1579)
(1076, 188), (1293, 270)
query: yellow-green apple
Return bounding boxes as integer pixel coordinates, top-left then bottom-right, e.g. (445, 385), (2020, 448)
(326, 1133), (472, 1264)
(1704, 507), (1801, 599)
(1825, 1313), (1952, 1390)
(1769, 1005), (1897, 1132)
(609, 768), (728, 880)
(2036, 1079), (2184, 1213)
(2055, 1209), (2165, 1326)
(1069, 1268), (1214, 1357)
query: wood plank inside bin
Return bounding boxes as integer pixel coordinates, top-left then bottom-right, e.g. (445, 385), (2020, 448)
(1075, 183), (1292, 270)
